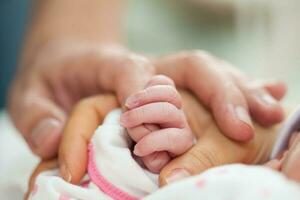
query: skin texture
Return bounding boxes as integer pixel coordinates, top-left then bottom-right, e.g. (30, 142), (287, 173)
(9, 0), (286, 161)
(11, 1), (295, 196)
(121, 75), (194, 173)
(154, 51), (286, 140)
(9, 42), (155, 159)
(26, 90), (282, 198)
(159, 90), (280, 185)
(9, 45), (286, 162)
(9, 0), (131, 159)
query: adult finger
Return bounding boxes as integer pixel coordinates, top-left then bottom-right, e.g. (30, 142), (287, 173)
(158, 125), (255, 186)
(155, 51), (254, 141)
(219, 60), (287, 102)
(262, 80), (287, 100)
(241, 85), (284, 126)
(224, 64), (286, 126)
(8, 74), (66, 159)
(158, 89), (279, 186)
(58, 94), (118, 184)
(105, 53), (155, 106)
(26, 159), (58, 199)
(229, 77), (286, 126)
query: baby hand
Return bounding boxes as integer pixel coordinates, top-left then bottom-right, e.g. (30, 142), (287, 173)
(121, 75), (194, 173)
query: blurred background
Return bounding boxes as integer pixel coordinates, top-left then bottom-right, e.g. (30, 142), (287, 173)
(0, 0), (299, 109)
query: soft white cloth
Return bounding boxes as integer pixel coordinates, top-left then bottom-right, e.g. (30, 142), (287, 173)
(0, 111), (39, 200)
(28, 109), (300, 200)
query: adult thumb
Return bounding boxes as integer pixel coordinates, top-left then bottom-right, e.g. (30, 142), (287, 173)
(8, 76), (66, 159)
(159, 126), (248, 186)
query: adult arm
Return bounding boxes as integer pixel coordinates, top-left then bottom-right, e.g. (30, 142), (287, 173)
(8, 0), (155, 159)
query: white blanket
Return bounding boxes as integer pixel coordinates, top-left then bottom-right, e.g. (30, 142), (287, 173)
(0, 111), (39, 199)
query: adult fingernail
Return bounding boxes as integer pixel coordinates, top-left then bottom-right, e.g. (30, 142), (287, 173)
(60, 163), (72, 182)
(260, 93), (277, 105)
(30, 118), (62, 148)
(125, 96), (139, 109)
(235, 106), (253, 128)
(165, 168), (191, 184)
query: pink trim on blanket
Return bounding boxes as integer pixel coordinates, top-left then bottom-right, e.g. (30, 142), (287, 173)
(88, 142), (139, 200)
(80, 179), (90, 188)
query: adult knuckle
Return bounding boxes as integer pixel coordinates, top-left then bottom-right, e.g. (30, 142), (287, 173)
(74, 98), (92, 110)
(152, 75), (175, 85)
(73, 96), (99, 114)
(190, 50), (212, 60)
(178, 50), (211, 66)
(121, 53), (153, 70)
(175, 51), (214, 80)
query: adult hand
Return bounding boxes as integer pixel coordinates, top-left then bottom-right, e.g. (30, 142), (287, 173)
(159, 90), (282, 185)
(27, 86), (284, 195)
(155, 51), (286, 141)
(26, 94), (118, 199)
(154, 51), (287, 185)
(8, 40), (154, 159)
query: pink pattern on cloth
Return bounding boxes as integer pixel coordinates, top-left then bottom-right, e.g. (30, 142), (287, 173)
(87, 142), (139, 200)
(215, 168), (229, 175)
(59, 195), (70, 200)
(31, 184), (38, 196)
(80, 180), (91, 188)
(260, 188), (271, 198)
(195, 179), (207, 188)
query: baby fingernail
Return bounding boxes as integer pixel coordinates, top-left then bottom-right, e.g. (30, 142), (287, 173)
(60, 163), (72, 183)
(30, 118), (62, 148)
(235, 106), (253, 128)
(125, 96), (139, 109)
(133, 146), (142, 156)
(260, 93), (277, 105)
(165, 168), (191, 184)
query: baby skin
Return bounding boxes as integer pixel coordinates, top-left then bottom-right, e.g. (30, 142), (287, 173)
(120, 75), (195, 173)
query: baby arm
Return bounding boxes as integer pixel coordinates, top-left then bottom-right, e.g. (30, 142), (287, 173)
(120, 75), (195, 173)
